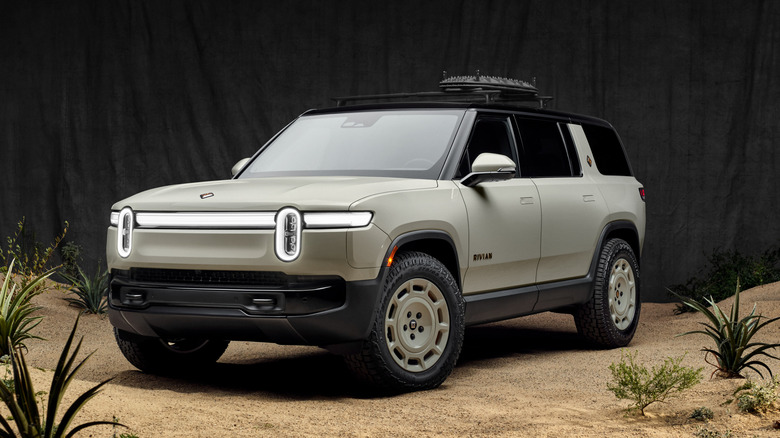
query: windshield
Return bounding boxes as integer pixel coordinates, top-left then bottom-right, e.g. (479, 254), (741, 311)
(238, 109), (464, 179)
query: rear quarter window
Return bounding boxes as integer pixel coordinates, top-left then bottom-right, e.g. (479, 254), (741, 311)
(582, 124), (633, 176)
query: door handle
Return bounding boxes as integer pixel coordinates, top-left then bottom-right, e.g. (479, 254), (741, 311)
(520, 197), (534, 205)
(583, 194), (596, 203)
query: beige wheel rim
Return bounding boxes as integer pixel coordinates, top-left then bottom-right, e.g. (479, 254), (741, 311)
(608, 257), (636, 330)
(385, 278), (450, 372)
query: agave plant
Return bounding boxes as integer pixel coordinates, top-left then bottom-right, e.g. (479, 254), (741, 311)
(675, 280), (780, 378)
(0, 316), (123, 437)
(0, 260), (54, 356)
(59, 265), (108, 315)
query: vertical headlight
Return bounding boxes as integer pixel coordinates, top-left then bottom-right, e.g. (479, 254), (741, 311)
(274, 207), (301, 262)
(116, 207), (134, 258)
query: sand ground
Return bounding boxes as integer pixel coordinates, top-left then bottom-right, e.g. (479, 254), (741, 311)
(9, 281), (780, 437)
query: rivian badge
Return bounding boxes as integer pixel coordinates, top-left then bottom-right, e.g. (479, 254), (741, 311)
(200, 192), (214, 199)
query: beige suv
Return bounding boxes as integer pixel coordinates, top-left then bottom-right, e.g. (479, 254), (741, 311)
(106, 78), (645, 392)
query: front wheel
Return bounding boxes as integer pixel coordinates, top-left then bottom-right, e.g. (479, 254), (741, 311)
(574, 238), (641, 348)
(345, 251), (465, 393)
(114, 328), (229, 375)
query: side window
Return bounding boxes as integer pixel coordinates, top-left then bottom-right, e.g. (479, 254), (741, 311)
(581, 124), (633, 176)
(515, 117), (575, 177)
(456, 117), (518, 177)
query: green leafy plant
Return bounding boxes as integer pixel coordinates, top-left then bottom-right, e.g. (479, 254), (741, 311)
(733, 378), (779, 414)
(57, 243), (81, 281)
(674, 280), (780, 378)
(59, 264), (108, 315)
(669, 247), (780, 313)
(690, 406), (714, 421)
(0, 316), (124, 437)
(0, 260), (55, 356)
(607, 350), (703, 415)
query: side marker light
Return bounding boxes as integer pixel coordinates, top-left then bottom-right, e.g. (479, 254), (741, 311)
(386, 246), (399, 267)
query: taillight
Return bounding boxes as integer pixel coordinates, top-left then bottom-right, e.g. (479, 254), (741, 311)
(638, 187), (646, 202)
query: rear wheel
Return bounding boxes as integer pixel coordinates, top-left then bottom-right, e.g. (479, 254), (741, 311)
(345, 251), (464, 392)
(574, 238), (641, 348)
(114, 328), (229, 375)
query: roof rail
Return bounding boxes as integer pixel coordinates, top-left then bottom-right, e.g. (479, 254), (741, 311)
(333, 71), (553, 108)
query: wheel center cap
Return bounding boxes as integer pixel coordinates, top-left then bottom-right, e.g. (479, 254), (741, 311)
(409, 320), (418, 330)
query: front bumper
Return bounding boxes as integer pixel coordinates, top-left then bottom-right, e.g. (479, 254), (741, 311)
(107, 268), (383, 347)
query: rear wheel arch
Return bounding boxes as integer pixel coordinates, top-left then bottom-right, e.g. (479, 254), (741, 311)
(598, 222), (641, 265)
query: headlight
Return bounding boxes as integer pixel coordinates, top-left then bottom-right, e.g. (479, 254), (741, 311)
(116, 207), (134, 258)
(303, 212), (373, 228)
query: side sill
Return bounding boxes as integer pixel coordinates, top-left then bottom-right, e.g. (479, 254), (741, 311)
(464, 285), (538, 326)
(464, 276), (594, 326)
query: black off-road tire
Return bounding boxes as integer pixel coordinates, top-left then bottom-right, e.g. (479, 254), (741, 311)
(574, 238), (641, 348)
(114, 328), (229, 375)
(344, 251), (465, 393)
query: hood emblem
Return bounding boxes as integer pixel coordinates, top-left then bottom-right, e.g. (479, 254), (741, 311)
(200, 192), (214, 199)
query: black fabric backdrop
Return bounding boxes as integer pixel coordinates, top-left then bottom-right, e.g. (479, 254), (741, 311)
(1, 1), (778, 301)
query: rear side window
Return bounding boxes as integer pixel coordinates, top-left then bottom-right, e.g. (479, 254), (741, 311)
(515, 117), (575, 177)
(582, 124), (632, 176)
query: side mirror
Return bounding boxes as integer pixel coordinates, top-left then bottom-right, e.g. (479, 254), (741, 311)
(460, 153), (516, 187)
(231, 158), (251, 177)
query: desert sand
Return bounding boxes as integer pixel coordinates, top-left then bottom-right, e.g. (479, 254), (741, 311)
(11, 282), (780, 437)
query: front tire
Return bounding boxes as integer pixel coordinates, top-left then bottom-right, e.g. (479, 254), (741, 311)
(114, 328), (229, 375)
(574, 238), (641, 348)
(345, 251), (465, 392)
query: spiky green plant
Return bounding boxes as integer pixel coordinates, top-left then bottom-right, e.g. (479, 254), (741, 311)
(0, 261), (54, 356)
(674, 280), (780, 378)
(0, 316), (124, 437)
(59, 265), (108, 315)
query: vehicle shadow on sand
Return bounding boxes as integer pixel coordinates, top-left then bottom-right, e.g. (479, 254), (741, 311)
(108, 322), (585, 399)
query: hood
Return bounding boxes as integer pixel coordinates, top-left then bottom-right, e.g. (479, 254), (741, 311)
(111, 176), (438, 211)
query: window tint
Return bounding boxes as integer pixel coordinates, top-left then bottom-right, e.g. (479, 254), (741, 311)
(515, 117), (573, 177)
(560, 123), (582, 176)
(457, 117), (517, 177)
(581, 124), (632, 176)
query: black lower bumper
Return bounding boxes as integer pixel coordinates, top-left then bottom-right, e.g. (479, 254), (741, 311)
(107, 270), (382, 347)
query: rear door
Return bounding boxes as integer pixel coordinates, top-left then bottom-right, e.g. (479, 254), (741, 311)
(514, 117), (608, 300)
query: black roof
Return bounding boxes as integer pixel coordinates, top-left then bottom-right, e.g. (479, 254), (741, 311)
(302, 101), (613, 129)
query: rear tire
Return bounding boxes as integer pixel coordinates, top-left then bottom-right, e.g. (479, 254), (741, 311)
(574, 238), (640, 348)
(345, 251), (465, 393)
(114, 328), (229, 375)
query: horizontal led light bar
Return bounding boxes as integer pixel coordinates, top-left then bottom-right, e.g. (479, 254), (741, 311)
(303, 212), (373, 229)
(134, 212), (276, 229)
(109, 211), (372, 229)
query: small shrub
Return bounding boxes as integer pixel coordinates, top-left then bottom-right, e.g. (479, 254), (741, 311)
(733, 378), (779, 414)
(0, 260), (55, 356)
(674, 280), (780, 378)
(670, 247), (780, 313)
(607, 350), (703, 415)
(0, 218), (68, 277)
(59, 242), (82, 280)
(0, 355), (13, 394)
(695, 427), (732, 438)
(0, 316), (125, 437)
(59, 263), (108, 315)
(690, 406), (714, 421)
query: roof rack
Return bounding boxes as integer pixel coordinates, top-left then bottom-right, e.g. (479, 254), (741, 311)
(333, 71), (553, 108)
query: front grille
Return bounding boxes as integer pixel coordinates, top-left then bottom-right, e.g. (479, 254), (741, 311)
(130, 268), (288, 287)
